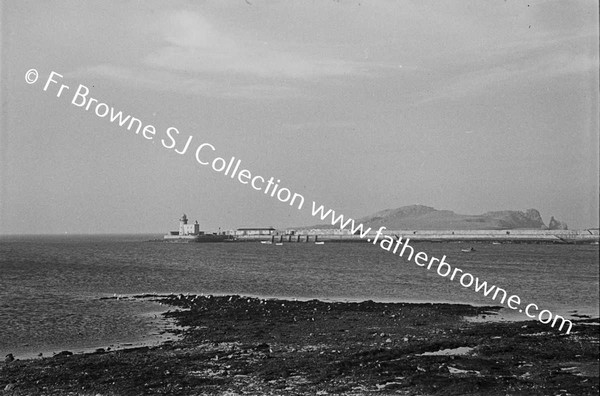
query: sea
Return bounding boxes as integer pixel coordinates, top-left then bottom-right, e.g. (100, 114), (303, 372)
(1, 234), (598, 359)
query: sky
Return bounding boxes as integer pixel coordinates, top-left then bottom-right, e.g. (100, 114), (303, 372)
(1, 0), (598, 234)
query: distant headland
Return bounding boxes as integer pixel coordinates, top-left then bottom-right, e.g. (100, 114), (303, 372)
(299, 205), (570, 231)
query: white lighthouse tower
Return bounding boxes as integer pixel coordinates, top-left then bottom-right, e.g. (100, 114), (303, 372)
(164, 214), (201, 240)
(179, 214), (188, 235)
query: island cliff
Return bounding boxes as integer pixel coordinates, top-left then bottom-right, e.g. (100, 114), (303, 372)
(304, 205), (567, 231)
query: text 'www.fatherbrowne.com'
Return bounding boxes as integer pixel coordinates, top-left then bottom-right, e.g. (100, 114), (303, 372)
(310, 202), (574, 334)
(29, 68), (573, 334)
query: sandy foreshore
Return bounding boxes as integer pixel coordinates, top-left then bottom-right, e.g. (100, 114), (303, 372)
(1, 294), (598, 395)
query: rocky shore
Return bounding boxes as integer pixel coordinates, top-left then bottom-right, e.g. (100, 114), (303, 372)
(1, 294), (598, 395)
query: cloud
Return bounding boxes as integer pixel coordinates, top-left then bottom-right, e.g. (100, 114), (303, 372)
(416, 37), (599, 105)
(81, 9), (378, 98)
(146, 10), (362, 80)
(281, 121), (358, 132)
(84, 64), (301, 99)
(79, 3), (597, 102)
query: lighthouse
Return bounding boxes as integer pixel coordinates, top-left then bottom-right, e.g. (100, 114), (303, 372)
(179, 214), (188, 235)
(164, 214), (232, 241)
(164, 214), (202, 239)
(177, 214), (200, 236)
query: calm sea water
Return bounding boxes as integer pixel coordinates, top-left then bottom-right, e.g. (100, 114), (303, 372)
(1, 235), (598, 358)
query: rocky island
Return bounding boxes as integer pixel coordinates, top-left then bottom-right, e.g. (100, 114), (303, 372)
(304, 205), (569, 231)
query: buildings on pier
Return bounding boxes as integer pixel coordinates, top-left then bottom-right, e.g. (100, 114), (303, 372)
(164, 214), (275, 241)
(164, 214), (599, 244)
(164, 214), (202, 240)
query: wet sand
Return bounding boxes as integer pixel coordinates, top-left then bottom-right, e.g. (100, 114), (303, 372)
(1, 294), (598, 395)
(1, 300), (182, 361)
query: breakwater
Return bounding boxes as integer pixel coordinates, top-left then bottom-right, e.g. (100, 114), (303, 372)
(235, 229), (599, 244)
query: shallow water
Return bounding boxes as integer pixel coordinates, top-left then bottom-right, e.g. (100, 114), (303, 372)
(0, 234), (598, 358)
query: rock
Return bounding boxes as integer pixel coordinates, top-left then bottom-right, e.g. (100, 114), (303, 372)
(548, 216), (568, 230)
(5, 353), (14, 363)
(524, 209), (545, 226)
(255, 343), (270, 351)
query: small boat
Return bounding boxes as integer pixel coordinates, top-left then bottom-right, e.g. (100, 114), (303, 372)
(260, 241), (272, 245)
(492, 242), (501, 245)
(315, 241), (325, 245)
(275, 242), (283, 246)
(461, 247), (476, 252)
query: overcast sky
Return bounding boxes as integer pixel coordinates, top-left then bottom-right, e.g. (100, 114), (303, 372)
(1, 0), (598, 234)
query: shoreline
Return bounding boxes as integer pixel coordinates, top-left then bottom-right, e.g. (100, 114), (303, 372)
(5, 292), (598, 363)
(1, 295), (598, 395)
(7, 314), (182, 363)
(1, 295), (182, 362)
